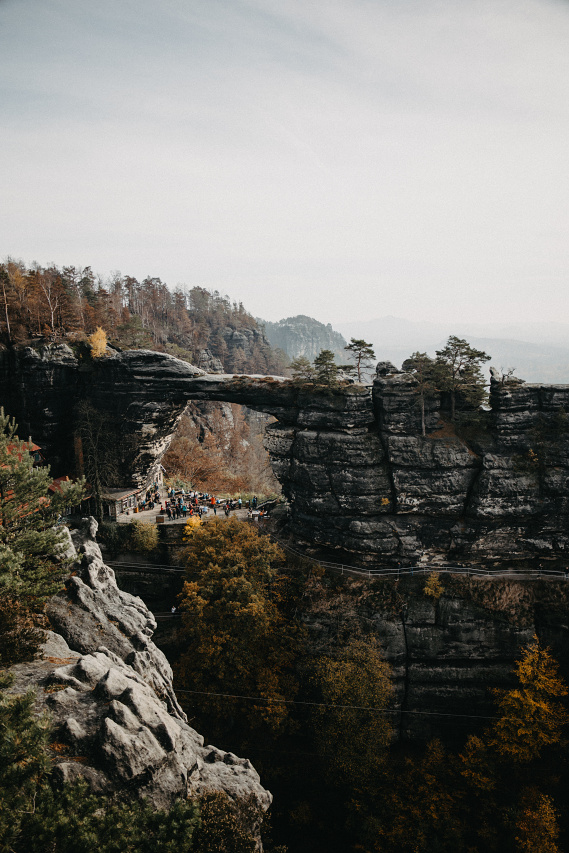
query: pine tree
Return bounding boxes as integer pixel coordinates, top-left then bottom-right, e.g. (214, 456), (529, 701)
(434, 336), (490, 421)
(402, 351), (438, 436)
(313, 349), (339, 386)
(289, 356), (315, 384)
(0, 409), (85, 608)
(344, 338), (375, 383)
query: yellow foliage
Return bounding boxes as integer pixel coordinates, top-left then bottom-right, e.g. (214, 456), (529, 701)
(311, 636), (392, 786)
(424, 571), (444, 599)
(489, 636), (569, 764)
(458, 735), (495, 791)
(514, 787), (561, 853)
(183, 516), (202, 535)
(87, 326), (107, 358)
(175, 518), (300, 738)
(128, 521), (158, 552)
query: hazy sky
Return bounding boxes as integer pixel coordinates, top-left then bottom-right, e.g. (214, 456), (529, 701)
(2, 0), (569, 325)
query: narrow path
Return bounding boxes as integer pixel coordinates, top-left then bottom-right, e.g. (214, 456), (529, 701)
(114, 510), (569, 581)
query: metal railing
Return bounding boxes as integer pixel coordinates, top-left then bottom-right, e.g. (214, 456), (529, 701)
(268, 535), (569, 581)
(105, 538), (569, 583)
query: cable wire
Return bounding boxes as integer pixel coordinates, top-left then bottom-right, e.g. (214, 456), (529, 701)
(175, 688), (496, 719)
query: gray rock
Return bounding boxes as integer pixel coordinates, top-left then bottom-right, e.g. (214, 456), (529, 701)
(8, 519), (272, 815)
(2, 345), (569, 567)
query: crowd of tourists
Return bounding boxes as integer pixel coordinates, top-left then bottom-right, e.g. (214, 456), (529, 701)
(140, 488), (263, 523)
(135, 484), (269, 523)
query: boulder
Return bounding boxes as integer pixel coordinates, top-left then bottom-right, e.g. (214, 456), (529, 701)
(7, 517), (271, 813)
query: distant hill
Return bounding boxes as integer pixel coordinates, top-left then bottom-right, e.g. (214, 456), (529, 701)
(258, 314), (348, 364)
(334, 316), (569, 383)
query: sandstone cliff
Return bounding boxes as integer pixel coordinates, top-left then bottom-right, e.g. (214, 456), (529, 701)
(300, 571), (569, 740)
(7, 517), (271, 812)
(2, 345), (569, 567)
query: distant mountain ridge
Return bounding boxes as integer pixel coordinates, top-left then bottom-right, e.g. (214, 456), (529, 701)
(258, 314), (348, 363)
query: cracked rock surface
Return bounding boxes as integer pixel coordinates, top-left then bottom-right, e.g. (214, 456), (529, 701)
(8, 518), (271, 812)
(3, 345), (569, 566)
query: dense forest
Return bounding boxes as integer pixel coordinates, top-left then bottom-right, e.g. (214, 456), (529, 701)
(0, 259), (288, 375)
(0, 259), (290, 497)
(171, 520), (569, 853)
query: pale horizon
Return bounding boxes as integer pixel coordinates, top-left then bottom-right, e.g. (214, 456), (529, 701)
(2, 0), (569, 326)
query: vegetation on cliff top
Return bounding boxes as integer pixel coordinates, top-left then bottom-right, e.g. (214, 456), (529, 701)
(0, 259), (288, 375)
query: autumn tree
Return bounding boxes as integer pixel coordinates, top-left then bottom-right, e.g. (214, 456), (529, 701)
(87, 326), (107, 357)
(376, 739), (464, 853)
(310, 635), (392, 787)
(175, 518), (301, 739)
(513, 787), (561, 853)
(163, 406), (278, 496)
(455, 637), (569, 852)
(343, 338), (375, 383)
(435, 336), (490, 421)
(488, 635), (569, 765)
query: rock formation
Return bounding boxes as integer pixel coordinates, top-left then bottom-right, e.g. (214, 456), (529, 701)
(259, 314), (348, 363)
(1, 345), (569, 567)
(7, 517), (271, 811)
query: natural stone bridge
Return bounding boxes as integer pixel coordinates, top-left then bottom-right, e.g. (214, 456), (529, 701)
(2, 345), (569, 567)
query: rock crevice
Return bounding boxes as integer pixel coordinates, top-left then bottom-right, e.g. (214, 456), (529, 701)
(7, 518), (271, 812)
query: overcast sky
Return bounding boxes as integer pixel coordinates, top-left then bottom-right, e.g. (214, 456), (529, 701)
(2, 0), (569, 325)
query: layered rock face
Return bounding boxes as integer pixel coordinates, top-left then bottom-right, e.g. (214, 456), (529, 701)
(260, 314), (348, 363)
(2, 345), (569, 566)
(302, 573), (569, 741)
(8, 518), (271, 811)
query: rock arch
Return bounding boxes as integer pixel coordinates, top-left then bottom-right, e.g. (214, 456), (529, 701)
(3, 345), (569, 567)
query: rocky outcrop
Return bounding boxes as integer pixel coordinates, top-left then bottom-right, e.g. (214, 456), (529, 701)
(7, 518), (271, 812)
(2, 346), (569, 567)
(259, 314), (348, 363)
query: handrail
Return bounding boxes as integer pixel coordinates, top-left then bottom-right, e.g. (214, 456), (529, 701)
(268, 534), (569, 581)
(105, 538), (569, 582)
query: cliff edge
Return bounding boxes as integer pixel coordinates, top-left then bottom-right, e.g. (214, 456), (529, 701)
(6, 517), (271, 812)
